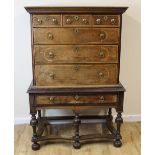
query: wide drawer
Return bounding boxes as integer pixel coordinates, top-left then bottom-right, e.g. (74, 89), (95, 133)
(35, 64), (118, 86)
(36, 95), (117, 105)
(33, 28), (119, 44)
(34, 45), (118, 64)
(32, 15), (61, 27)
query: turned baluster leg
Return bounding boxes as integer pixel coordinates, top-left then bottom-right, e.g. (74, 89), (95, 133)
(108, 108), (113, 122)
(73, 112), (81, 149)
(30, 113), (40, 150)
(113, 112), (123, 147)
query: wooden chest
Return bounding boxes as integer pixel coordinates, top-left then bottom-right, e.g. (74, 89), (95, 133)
(26, 7), (128, 150)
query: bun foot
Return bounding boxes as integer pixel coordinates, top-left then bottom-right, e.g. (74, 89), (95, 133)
(113, 140), (122, 147)
(73, 142), (81, 149)
(32, 142), (40, 151)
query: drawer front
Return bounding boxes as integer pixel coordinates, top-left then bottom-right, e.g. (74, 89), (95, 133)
(36, 95), (117, 105)
(34, 45), (118, 64)
(93, 15), (120, 27)
(32, 15), (61, 27)
(63, 14), (91, 26)
(35, 64), (118, 86)
(33, 28), (119, 44)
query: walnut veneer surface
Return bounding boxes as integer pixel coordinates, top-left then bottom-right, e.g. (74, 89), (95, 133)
(25, 7), (128, 150)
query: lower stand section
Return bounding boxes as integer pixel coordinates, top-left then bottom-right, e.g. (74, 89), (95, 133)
(29, 112), (123, 150)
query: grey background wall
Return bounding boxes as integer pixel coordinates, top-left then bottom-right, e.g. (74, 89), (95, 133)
(14, 0), (141, 121)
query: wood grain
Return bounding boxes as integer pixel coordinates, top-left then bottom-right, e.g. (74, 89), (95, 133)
(34, 64), (118, 86)
(33, 28), (119, 44)
(34, 45), (118, 64)
(14, 122), (140, 155)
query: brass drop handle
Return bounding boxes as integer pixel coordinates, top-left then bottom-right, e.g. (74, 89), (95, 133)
(96, 18), (101, 24)
(82, 18), (87, 24)
(100, 32), (106, 40)
(111, 18), (115, 24)
(47, 33), (53, 40)
(66, 18), (71, 24)
(100, 96), (105, 101)
(49, 72), (55, 79)
(37, 18), (42, 24)
(75, 95), (80, 101)
(49, 97), (55, 102)
(99, 72), (104, 77)
(52, 18), (57, 24)
(99, 51), (105, 58)
(49, 52), (55, 58)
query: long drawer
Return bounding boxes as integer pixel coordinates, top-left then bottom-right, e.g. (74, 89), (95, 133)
(34, 45), (118, 64)
(34, 64), (118, 86)
(33, 28), (119, 44)
(36, 95), (117, 105)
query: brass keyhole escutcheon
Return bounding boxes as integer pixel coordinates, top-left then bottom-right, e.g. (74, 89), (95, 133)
(74, 16), (79, 20)
(74, 28), (79, 33)
(100, 96), (105, 101)
(74, 46), (79, 53)
(74, 65), (79, 71)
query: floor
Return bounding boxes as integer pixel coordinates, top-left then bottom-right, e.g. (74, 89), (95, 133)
(14, 122), (140, 155)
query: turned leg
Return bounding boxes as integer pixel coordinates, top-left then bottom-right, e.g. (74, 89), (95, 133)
(113, 112), (123, 147)
(108, 108), (113, 122)
(73, 112), (81, 149)
(30, 113), (40, 150)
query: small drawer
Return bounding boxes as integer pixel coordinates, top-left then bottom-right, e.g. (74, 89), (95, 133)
(93, 15), (120, 27)
(34, 45), (118, 64)
(63, 14), (91, 26)
(36, 95), (117, 105)
(33, 28), (119, 44)
(34, 64), (118, 86)
(32, 15), (61, 27)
